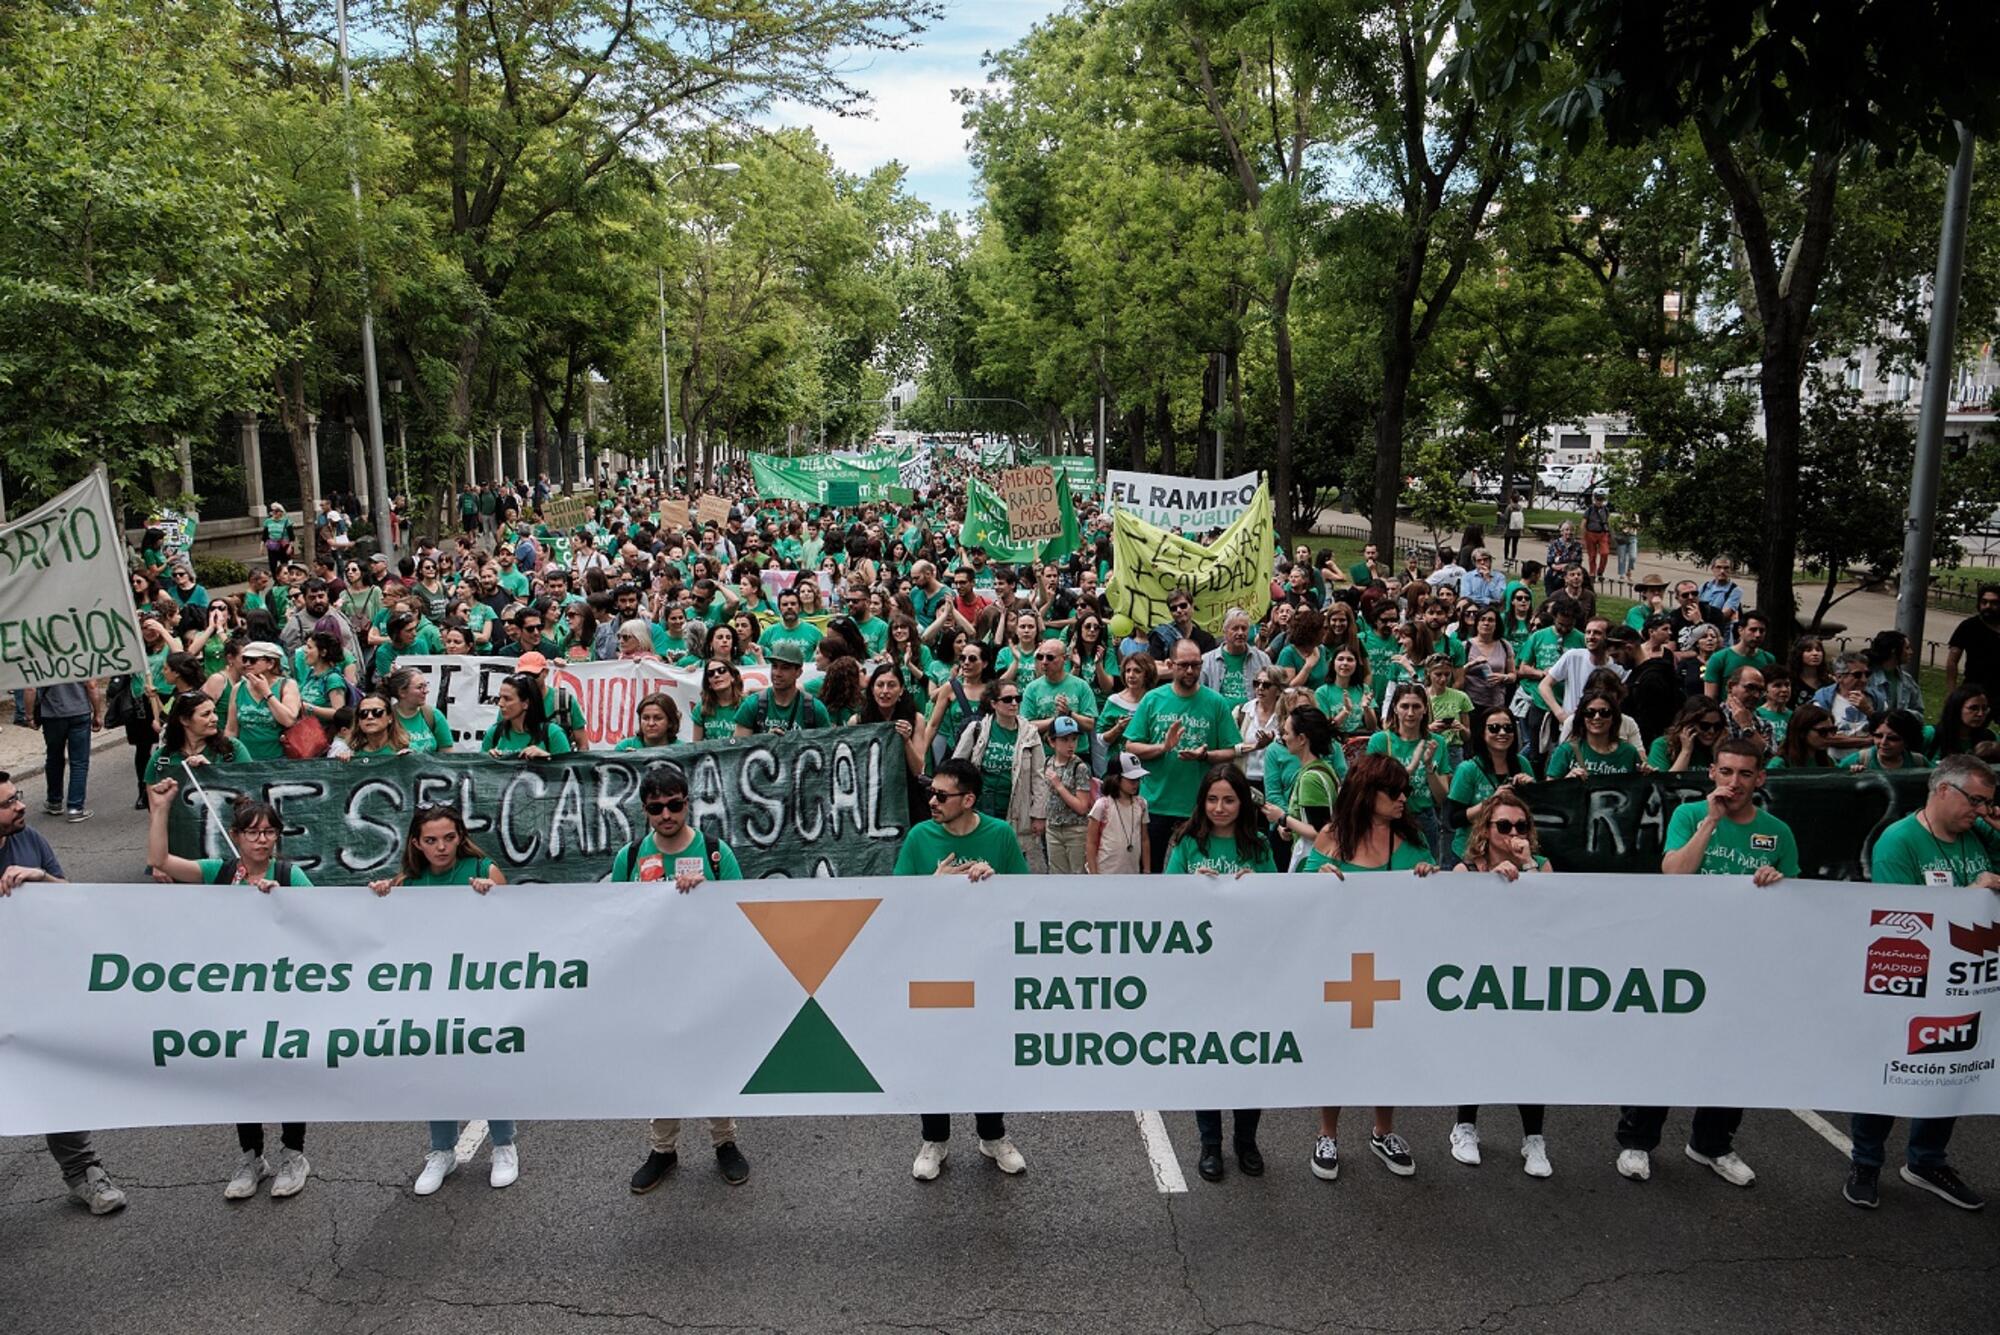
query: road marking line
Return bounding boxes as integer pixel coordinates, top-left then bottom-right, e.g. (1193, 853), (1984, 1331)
(1134, 1109), (1188, 1193)
(1791, 1109), (1853, 1156)
(454, 1119), (490, 1164)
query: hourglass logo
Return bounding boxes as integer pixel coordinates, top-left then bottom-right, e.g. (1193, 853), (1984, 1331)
(738, 899), (883, 1094)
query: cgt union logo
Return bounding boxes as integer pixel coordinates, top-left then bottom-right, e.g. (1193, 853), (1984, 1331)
(1865, 910), (1933, 998)
(1909, 1013), (1981, 1055)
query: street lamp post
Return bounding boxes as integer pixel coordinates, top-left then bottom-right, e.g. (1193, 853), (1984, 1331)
(1500, 405), (1519, 509)
(659, 161), (740, 490)
(333, 0), (395, 560)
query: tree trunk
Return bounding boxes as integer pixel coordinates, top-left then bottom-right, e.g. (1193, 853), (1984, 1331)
(1126, 405), (1146, 469)
(1372, 331), (1416, 552)
(1758, 345), (1803, 638)
(1154, 389), (1175, 477)
(277, 361), (317, 565)
(1271, 272), (1297, 535)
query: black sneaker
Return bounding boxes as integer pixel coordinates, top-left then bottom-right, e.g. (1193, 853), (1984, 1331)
(715, 1141), (750, 1186)
(629, 1149), (677, 1194)
(1901, 1162), (1985, 1210)
(1371, 1132), (1416, 1177)
(1843, 1163), (1880, 1209)
(1197, 1145), (1225, 1183)
(1234, 1140), (1264, 1177)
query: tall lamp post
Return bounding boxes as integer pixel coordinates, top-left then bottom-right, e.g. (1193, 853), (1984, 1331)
(1499, 405), (1519, 508)
(333, 0), (394, 560)
(659, 161), (740, 488)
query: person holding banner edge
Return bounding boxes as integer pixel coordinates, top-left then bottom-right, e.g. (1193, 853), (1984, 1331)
(145, 777), (315, 1200)
(369, 805), (520, 1195)
(893, 757), (1029, 1181)
(611, 766), (752, 1190)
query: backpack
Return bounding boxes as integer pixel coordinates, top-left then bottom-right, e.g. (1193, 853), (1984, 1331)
(618, 834), (724, 882)
(218, 857), (296, 886)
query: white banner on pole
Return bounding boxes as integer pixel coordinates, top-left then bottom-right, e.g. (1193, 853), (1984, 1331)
(396, 654), (780, 748)
(0, 471), (148, 690)
(2, 875), (1995, 1133)
(1106, 468), (1263, 532)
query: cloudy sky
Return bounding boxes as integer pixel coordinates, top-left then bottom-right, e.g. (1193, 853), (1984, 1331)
(766, 1), (1056, 221)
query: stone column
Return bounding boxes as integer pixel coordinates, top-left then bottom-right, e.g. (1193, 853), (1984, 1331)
(349, 426), (369, 518)
(490, 425), (503, 483)
(574, 432), (586, 487)
(175, 434), (196, 498)
(466, 438), (478, 486)
(304, 415), (323, 503)
(516, 425), (530, 486)
(239, 412), (266, 512)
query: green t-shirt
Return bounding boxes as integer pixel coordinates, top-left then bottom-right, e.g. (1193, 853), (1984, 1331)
(1364, 730), (1442, 811)
(1757, 705), (1791, 748)
(976, 722), (1019, 819)
(1663, 800), (1801, 878)
(196, 858), (313, 887)
(851, 616), (891, 657)
(1124, 685), (1243, 819)
(481, 722), (573, 754)
(1358, 628), (1400, 688)
(694, 700), (741, 739)
(395, 706), (456, 754)
(1163, 831), (1277, 876)
(403, 856), (495, 887)
(1276, 643), (1329, 690)
(1545, 739), (1644, 777)
(608, 829), (742, 883)
(1703, 645), (1776, 687)
(1430, 686), (1473, 731)
(1021, 673), (1097, 725)
(1837, 747), (1930, 772)
(145, 738), (252, 786)
(759, 616), (824, 664)
(893, 815), (1031, 876)
(735, 688), (831, 734)
(1870, 812), (1991, 886)
(650, 625), (689, 659)
(1313, 682), (1371, 735)
(1445, 757), (1538, 860)
(1262, 743), (1301, 807)
(1645, 736), (1716, 771)
(1300, 837), (1430, 873)
(229, 679), (286, 761)
(1288, 756), (1345, 824)
(1210, 650), (1254, 705)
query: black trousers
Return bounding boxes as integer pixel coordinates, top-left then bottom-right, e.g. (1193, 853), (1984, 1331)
(1147, 812), (1183, 874)
(1458, 1104), (1545, 1136)
(237, 1123), (307, 1154)
(1617, 1105), (1740, 1158)
(920, 1113), (1004, 1143)
(1195, 1109), (1262, 1148)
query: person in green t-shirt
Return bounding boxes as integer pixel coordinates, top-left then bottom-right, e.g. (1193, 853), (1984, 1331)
(1661, 739), (1799, 882)
(894, 757), (1030, 1183)
(1543, 690), (1644, 779)
(144, 778), (317, 1199)
(1121, 639), (1244, 871)
(145, 691), (253, 785)
(758, 588), (824, 665)
(612, 693), (681, 752)
(609, 766), (752, 1190)
(1845, 754), (2000, 1211)
(1364, 687), (1451, 860)
(1020, 645), (1098, 738)
(368, 805), (520, 1194)
(383, 666), (457, 754)
(481, 673), (573, 757)
(1701, 610), (1776, 698)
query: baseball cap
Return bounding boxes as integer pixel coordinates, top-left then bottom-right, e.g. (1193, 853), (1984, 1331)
(516, 651), (549, 673)
(768, 642), (807, 666)
(1051, 716), (1080, 738)
(1116, 753), (1149, 781)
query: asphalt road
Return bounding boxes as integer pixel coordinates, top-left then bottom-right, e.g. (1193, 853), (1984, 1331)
(3, 753), (1996, 1335)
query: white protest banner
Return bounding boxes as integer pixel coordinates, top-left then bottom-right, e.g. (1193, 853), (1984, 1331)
(1107, 468), (1263, 532)
(3, 874), (1996, 1133)
(0, 471), (149, 690)
(997, 465), (1063, 541)
(395, 654), (780, 748)
(148, 506), (198, 562)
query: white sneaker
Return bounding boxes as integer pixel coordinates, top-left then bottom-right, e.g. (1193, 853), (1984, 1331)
(270, 1147), (310, 1198)
(911, 1140), (948, 1181)
(413, 1149), (457, 1196)
(979, 1136), (1026, 1175)
(489, 1143), (519, 1188)
(1685, 1145), (1756, 1187)
(1616, 1148), (1651, 1181)
(224, 1150), (268, 1200)
(69, 1166), (127, 1215)
(1521, 1135), (1552, 1179)
(1449, 1122), (1482, 1166)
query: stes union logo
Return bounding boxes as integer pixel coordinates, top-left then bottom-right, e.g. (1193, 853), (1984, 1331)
(1864, 910), (1932, 998)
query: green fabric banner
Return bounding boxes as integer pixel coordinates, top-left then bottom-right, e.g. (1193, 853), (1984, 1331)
(1028, 455), (1099, 497)
(957, 473), (1081, 563)
(747, 451), (903, 505)
(167, 724), (912, 884)
(1520, 770), (1929, 881)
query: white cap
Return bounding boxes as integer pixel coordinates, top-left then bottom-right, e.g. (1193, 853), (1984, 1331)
(1117, 752), (1149, 781)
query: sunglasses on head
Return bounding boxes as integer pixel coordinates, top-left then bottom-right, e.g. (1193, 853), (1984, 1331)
(643, 798), (688, 816)
(1489, 818), (1532, 836)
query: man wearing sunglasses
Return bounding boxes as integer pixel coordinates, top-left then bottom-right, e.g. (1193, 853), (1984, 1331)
(1621, 737), (1798, 1192)
(1841, 754), (2000, 1212)
(1020, 640), (1098, 738)
(893, 757), (1030, 1182)
(1123, 638), (1243, 871)
(612, 768), (751, 1193)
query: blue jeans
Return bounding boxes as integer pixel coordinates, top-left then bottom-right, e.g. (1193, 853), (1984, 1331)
(1413, 806), (1445, 863)
(429, 1119), (515, 1152)
(1615, 535), (1639, 579)
(41, 714), (92, 811)
(1848, 1114), (1952, 1169)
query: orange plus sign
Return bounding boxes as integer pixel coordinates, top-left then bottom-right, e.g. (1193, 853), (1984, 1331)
(1324, 952), (1401, 1029)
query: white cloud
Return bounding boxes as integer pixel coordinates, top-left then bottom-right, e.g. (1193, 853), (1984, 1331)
(768, 67), (984, 177)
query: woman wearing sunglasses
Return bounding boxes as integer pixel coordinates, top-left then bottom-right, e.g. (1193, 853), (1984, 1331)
(607, 767), (752, 1192)
(1444, 706), (1537, 867)
(1769, 703), (1840, 770)
(1647, 697), (1726, 773)
(369, 806), (517, 1197)
(950, 679), (1051, 873)
(1449, 791), (1554, 1178)
(928, 640), (997, 758)
(329, 693), (411, 759)
(1544, 691), (1645, 779)
(1298, 753), (1435, 1183)
(1364, 685), (1451, 860)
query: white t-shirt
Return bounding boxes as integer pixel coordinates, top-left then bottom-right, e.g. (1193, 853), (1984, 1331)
(1544, 647), (1626, 715)
(1088, 795), (1148, 875)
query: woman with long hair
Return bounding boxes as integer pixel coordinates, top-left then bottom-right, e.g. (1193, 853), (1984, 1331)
(1647, 696), (1727, 772)
(995, 609), (1044, 682)
(1500, 585), (1537, 654)
(1278, 607), (1329, 690)
(1771, 704), (1840, 770)
(1788, 634), (1833, 699)
(368, 805), (517, 1196)
(1068, 610), (1116, 696)
(861, 663), (935, 827)
(1314, 644), (1376, 747)
(383, 667), (455, 754)
(692, 661), (746, 742)
(1300, 752), (1434, 1183)
(329, 692), (410, 759)
(145, 779), (315, 1199)
(559, 601), (600, 662)
(929, 639), (997, 759)
(1364, 685), (1450, 859)
(296, 630), (350, 727)
(1261, 705), (1344, 867)
(1166, 765), (1275, 1185)
(1930, 685), (1995, 759)
(481, 673), (569, 757)
(1096, 651), (1157, 777)
(815, 655), (866, 726)
(613, 692), (682, 751)
(694, 622), (747, 670)
(1461, 606), (1516, 713)
(145, 691), (251, 785)
(1840, 709), (1929, 772)
(1444, 705), (1537, 866)
(1545, 690), (1645, 778)
(881, 613), (929, 697)
(1449, 790), (1554, 1178)
(730, 610), (766, 664)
